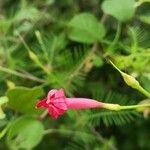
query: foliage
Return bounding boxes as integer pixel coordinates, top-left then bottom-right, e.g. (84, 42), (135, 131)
(0, 0), (150, 150)
(7, 86), (44, 115)
(102, 0), (136, 22)
(6, 116), (44, 150)
(68, 13), (106, 43)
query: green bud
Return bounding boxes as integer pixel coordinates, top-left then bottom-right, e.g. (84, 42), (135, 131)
(28, 50), (48, 73)
(28, 50), (39, 64)
(109, 60), (150, 98)
(121, 72), (140, 89)
(109, 60), (140, 89)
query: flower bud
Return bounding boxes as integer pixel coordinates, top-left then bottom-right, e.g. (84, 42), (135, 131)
(28, 50), (48, 73)
(121, 72), (140, 89)
(109, 60), (141, 90)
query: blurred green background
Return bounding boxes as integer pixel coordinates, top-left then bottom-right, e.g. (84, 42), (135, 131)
(0, 0), (150, 150)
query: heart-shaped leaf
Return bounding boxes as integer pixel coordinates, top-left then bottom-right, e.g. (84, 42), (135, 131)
(67, 13), (106, 43)
(102, 0), (135, 22)
(7, 86), (44, 115)
(6, 116), (44, 150)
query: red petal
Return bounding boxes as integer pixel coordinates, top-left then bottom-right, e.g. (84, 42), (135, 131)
(48, 106), (58, 120)
(56, 107), (66, 115)
(48, 105), (66, 119)
(47, 89), (58, 101)
(36, 98), (47, 108)
(53, 98), (68, 110)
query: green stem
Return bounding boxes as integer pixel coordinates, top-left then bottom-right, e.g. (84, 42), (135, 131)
(107, 22), (121, 51)
(35, 31), (49, 63)
(138, 86), (150, 98)
(103, 103), (150, 111)
(0, 66), (46, 83)
(120, 104), (150, 110)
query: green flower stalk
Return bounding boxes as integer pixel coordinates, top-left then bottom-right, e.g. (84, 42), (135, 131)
(109, 60), (150, 98)
(103, 102), (150, 111)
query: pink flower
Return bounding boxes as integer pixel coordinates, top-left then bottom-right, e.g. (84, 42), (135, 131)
(36, 89), (120, 119)
(36, 89), (67, 119)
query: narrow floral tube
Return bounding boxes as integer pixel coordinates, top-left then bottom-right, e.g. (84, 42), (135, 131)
(66, 98), (104, 109)
(36, 88), (120, 120)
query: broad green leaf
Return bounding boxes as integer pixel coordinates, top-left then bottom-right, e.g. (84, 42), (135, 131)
(67, 13), (106, 44)
(7, 86), (44, 115)
(0, 96), (8, 119)
(102, 0), (135, 22)
(6, 116), (44, 150)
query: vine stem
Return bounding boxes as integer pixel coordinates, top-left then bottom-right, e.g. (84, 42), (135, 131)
(103, 103), (150, 111)
(107, 22), (121, 51)
(120, 104), (150, 110)
(138, 86), (150, 98)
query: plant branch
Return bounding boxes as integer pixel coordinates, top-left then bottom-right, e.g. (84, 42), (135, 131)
(0, 66), (46, 83)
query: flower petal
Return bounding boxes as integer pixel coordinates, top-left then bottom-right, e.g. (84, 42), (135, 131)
(55, 89), (65, 98)
(47, 89), (58, 103)
(48, 105), (59, 119)
(53, 97), (68, 110)
(36, 98), (47, 108)
(57, 108), (66, 115)
(48, 108), (58, 120)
